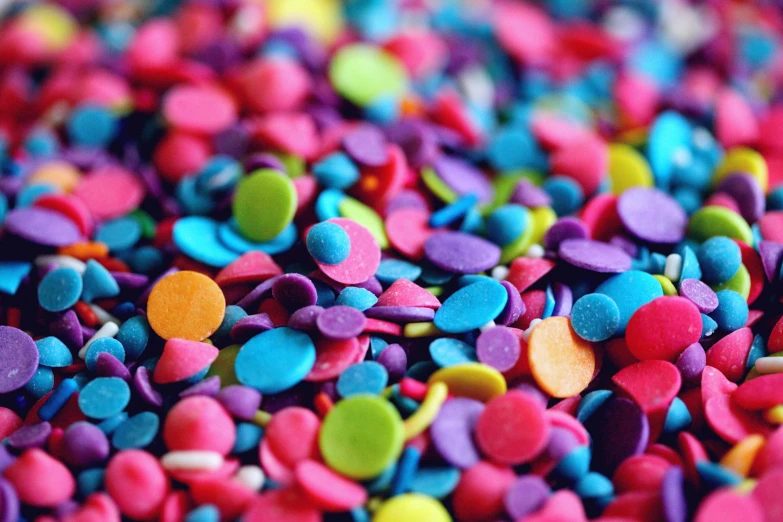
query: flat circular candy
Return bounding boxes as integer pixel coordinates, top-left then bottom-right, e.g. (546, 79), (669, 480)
(173, 216), (240, 267)
(528, 317), (595, 398)
(316, 218), (381, 285)
(147, 271), (226, 341)
(430, 398), (484, 469)
(78, 377), (130, 419)
(235, 327), (316, 394)
(73, 166), (145, 221)
(625, 296), (702, 361)
(5, 207), (83, 246)
(319, 395), (404, 480)
(373, 494), (451, 522)
(586, 397), (650, 475)
(38, 267), (82, 313)
(233, 169), (297, 243)
(329, 44), (408, 107)
(162, 84), (237, 135)
(475, 391), (549, 465)
(570, 293), (621, 342)
(425, 232), (501, 274)
(0, 327), (39, 394)
(558, 239), (632, 273)
(434, 279), (508, 334)
(617, 187), (687, 243)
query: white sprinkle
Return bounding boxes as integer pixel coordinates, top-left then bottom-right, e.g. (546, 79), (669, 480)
(235, 465), (265, 491)
(161, 451), (224, 471)
(35, 255), (86, 274)
(479, 321), (496, 333)
(664, 254), (683, 283)
(491, 266), (509, 281)
(522, 318), (542, 342)
(78, 322), (120, 359)
(526, 244), (545, 259)
(755, 357), (783, 375)
(89, 303), (121, 327)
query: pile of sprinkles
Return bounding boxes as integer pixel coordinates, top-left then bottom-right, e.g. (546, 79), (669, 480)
(3, 0), (783, 521)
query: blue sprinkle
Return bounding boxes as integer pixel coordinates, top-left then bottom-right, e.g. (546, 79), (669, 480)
(672, 186), (702, 215)
(677, 244), (702, 283)
(78, 377), (131, 419)
(391, 446), (421, 496)
(434, 280), (508, 334)
(77, 469), (105, 498)
(696, 462), (742, 489)
(38, 267), (82, 313)
(336, 287), (378, 311)
(710, 290), (749, 332)
(554, 446), (591, 482)
(571, 293), (620, 342)
(365, 96), (399, 125)
(96, 216), (142, 252)
(98, 413), (129, 435)
(596, 270), (663, 332)
(350, 508), (371, 522)
(647, 111), (691, 190)
(370, 337), (389, 359)
(233, 422), (263, 454)
(697, 237), (742, 284)
(128, 246), (165, 275)
(365, 462), (397, 494)
(235, 327), (316, 394)
(576, 390), (613, 424)
(39, 378), (79, 421)
(747, 334), (767, 371)
(313, 280), (336, 308)
(315, 189), (346, 222)
(173, 216), (239, 268)
(459, 207), (484, 235)
(312, 152), (360, 190)
(23, 367), (54, 399)
(485, 204), (529, 247)
(663, 397), (692, 434)
(185, 504), (220, 522)
(768, 186), (783, 211)
(307, 222), (351, 265)
(542, 285), (556, 319)
(487, 127), (536, 172)
(16, 184), (57, 208)
(419, 263), (453, 286)
(85, 337), (125, 373)
(0, 192), (8, 225)
(214, 305), (248, 343)
(456, 275), (493, 288)
(409, 467), (461, 499)
(574, 472), (614, 499)
(112, 412), (159, 450)
(701, 313), (718, 338)
(68, 105), (117, 147)
(35, 337), (73, 368)
(0, 261), (31, 295)
(337, 361), (389, 397)
(24, 128), (58, 157)
(375, 259), (422, 285)
(81, 259), (120, 303)
(176, 176), (214, 215)
(391, 385), (421, 416)
(218, 219), (298, 256)
(429, 193), (479, 228)
(116, 316), (150, 360)
(196, 156), (243, 196)
(543, 175), (583, 216)
(429, 338), (478, 367)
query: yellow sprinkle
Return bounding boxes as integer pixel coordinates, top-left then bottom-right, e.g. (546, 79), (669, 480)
(714, 147), (768, 192)
(608, 143), (654, 194)
(735, 478), (757, 494)
(530, 206), (557, 246)
(764, 405), (783, 424)
(720, 435), (765, 476)
(252, 410), (272, 427)
(425, 287), (443, 297)
(428, 363), (506, 402)
(404, 322), (443, 338)
(653, 275), (678, 296)
(403, 382), (448, 440)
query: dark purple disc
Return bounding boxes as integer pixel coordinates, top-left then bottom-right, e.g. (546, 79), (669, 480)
(343, 124), (389, 167)
(376, 343), (407, 382)
(0, 327), (39, 393)
(8, 422), (51, 450)
(679, 278), (719, 313)
(61, 421), (110, 467)
(364, 306), (435, 323)
(272, 273), (318, 312)
(715, 173), (764, 224)
(544, 217), (589, 251)
(496, 281), (525, 326)
(675, 343), (706, 384)
(433, 155), (493, 204)
(96, 353), (131, 381)
(424, 231), (501, 274)
(133, 366), (163, 408)
(179, 376), (222, 398)
(49, 310), (83, 351)
(316, 305), (366, 340)
(430, 398), (484, 469)
(4, 207), (84, 247)
(558, 239), (633, 273)
(617, 187), (687, 243)
(551, 282), (573, 317)
(231, 314), (275, 343)
(288, 305), (324, 332)
(661, 466), (687, 522)
(585, 397), (649, 475)
(235, 276), (278, 311)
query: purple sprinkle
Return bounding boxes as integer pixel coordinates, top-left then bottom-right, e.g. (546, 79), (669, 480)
(496, 281), (525, 326)
(231, 314), (275, 343)
(676, 343), (706, 384)
(49, 310), (83, 351)
(343, 124), (389, 167)
(354, 276), (383, 297)
(110, 272), (150, 291)
(288, 305), (324, 331)
(4, 207), (84, 247)
(0, 478), (19, 522)
(61, 421), (110, 467)
(558, 239), (633, 273)
(661, 466), (687, 522)
(617, 187), (687, 244)
(510, 179), (552, 209)
(96, 352), (131, 381)
(180, 376), (222, 398)
(243, 153), (286, 173)
(376, 343), (407, 383)
(433, 155), (494, 204)
(715, 173), (765, 224)
(543, 217), (589, 251)
(609, 234), (639, 257)
(586, 397), (649, 475)
(476, 326), (521, 372)
(545, 427), (580, 461)
(217, 385), (263, 421)
(8, 422), (52, 450)
(236, 276), (278, 311)
(503, 475), (550, 520)
(272, 274), (318, 312)
(386, 120), (439, 169)
(316, 306), (366, 340)
(758, 240), (783, 282)
(134, 366), (163, 408)
(0, 447), (15, 473)
(364, 306), (435, 323)
(430, 398), (484, 469)
(424, 231), (501, 274)
(0, 327), (39, 394)
(551, 282), (573, 317)
(385, 190), (430, 215)
(679, 279), (719, 313)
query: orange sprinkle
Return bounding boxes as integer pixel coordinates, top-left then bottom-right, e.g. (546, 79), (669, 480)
(528, 316), (596, 398)
(146, 271), (225, 341)
(58, 242), (109, 261)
